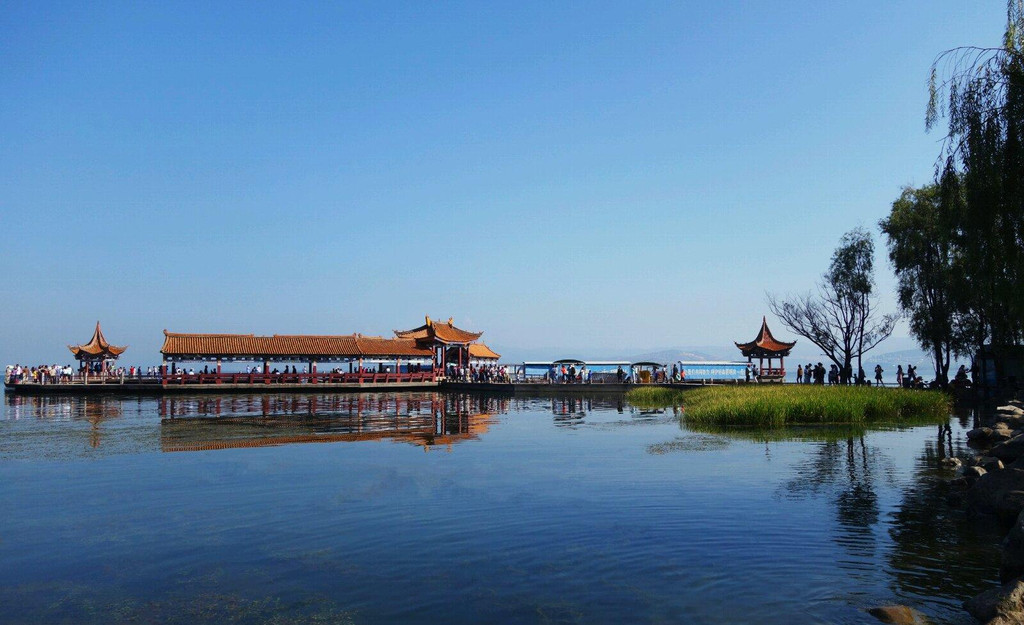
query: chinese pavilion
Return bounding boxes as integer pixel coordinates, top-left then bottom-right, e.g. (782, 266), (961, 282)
(395, 316), (494, 370)
(735, 317), (795, 382)
(68, 321), (127, 372)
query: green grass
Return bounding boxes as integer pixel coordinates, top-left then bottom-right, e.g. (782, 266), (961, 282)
(626, 386), (685, 409)
(626, 384), (951, 427)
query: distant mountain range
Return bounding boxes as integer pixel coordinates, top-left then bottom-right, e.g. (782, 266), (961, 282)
(626, 348), (728, 363)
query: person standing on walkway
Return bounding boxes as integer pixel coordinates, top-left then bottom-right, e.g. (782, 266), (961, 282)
(796, 364), (803, 384)
(874, 364), (884, 386)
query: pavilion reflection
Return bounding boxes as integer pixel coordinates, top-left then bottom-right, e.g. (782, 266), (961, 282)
(2, 394), (132, 457)
(159, 392), (509, 453)
(3, 393), (122, 423)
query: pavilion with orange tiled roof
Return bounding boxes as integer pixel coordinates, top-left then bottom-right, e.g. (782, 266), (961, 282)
(394, 316), (483, 344)
(69, 322), (127, 373)
(159, 331), (435, 379)
(395, 316), (490, 371)
(735, 317), (796, 383)
(157, 316), (491, 383)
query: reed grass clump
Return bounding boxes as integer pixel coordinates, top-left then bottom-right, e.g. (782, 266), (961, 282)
(626, 385), (950, 426)
(624, 386), (683, 408)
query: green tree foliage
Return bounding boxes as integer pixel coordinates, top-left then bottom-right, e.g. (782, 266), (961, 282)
(880, 184), (970, 385)
(769, 229), (897, 378)
(927, 1), (1024, 355)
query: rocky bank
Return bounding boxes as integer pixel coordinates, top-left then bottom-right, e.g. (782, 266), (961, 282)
(959, 401), (1024, 624)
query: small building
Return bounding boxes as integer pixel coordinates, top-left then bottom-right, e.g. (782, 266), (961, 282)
(976, 344), (1024, 392)
(69, 322), (127, 374)
(735, 317), (795, 383)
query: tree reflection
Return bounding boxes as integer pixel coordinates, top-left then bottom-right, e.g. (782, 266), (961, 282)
(782, 436), (891, 562)
(687, 422), (899, 564)
(885, 427), (1002, 607)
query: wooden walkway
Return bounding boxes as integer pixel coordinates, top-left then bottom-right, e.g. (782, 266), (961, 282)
(4, 378), (743, 397)
(4, 379), (439, 396)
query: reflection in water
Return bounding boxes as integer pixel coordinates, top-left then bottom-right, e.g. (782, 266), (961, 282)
(0, 391), (1004, 625)
(2, 394), (139, 459)
(159, 393), (507, 452)
(887, 425), (1003, 612)
(2, 392), (664, 458)
(546, 395), (670, 427)
(1, 393), (513, 457)
(3, 393), (122, 426)
(690, 416), (1001, 621)
(779, 437), (893, 567)
(83, 398), (123, 449)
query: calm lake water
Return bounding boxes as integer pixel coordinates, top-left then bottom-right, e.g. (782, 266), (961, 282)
(0, 391), (1003, 624)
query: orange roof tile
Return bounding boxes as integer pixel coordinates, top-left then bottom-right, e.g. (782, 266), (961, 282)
(354, 336), (430, 357)
(468, 343), (500, 359)
(394, 315), (483, 344)
(735, 317), (796, 356)
(445, 342), (501, 362)
(161, 331), (431, 359)
(69, 321), (127, 359)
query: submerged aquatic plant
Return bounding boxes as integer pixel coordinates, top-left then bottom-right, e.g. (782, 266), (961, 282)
(626, 385), (950, 427)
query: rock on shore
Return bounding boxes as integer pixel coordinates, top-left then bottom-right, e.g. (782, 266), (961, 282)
(1003, 510), (1024, 583)
(962, 400), (1024, 623)
(967, 469), (1024, 520)
(965, 578), (1024, 624)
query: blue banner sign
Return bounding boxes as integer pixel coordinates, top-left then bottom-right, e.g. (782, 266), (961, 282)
(679, 363), (748, 380)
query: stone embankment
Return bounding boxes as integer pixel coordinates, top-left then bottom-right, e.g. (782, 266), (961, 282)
(959, 401), (1024, 624)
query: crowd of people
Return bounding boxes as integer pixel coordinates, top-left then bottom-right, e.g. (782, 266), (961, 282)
(790, 361), (952, 388)
(4, 363), (164, 384)
(793, 362), (873, 386)
(6, 364), (74, 384)
(548, 363), (591, 384)
(5, 358), (974, 390)
(448, 363), (511, 383)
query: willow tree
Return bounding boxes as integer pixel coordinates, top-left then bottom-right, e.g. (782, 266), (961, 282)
(927, 0), (1024, 362)
(769, 228), (897, 379)
(880, 183), (972, 386)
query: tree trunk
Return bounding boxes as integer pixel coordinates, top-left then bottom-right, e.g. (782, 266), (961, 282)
(932, 344), (946, 387)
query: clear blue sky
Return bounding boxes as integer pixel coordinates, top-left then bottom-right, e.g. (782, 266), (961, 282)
(0, 1), (1005, 365)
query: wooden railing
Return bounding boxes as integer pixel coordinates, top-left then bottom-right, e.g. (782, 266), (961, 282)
(5, 371), (437, 386)
(161, 371), (436, 385)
